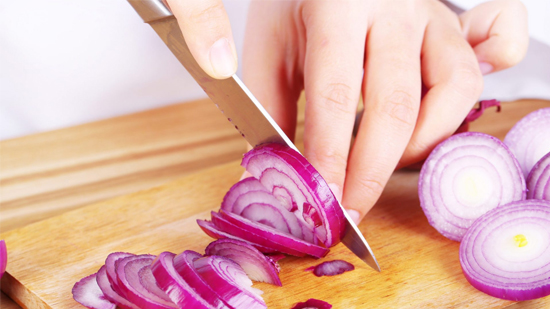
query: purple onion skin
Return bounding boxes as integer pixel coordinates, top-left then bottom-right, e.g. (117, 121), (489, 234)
(291, 298), (332, 309)
(526, 152), (550, 200)
(0, 240), (6, 280)
(460, 200), (550, 301)
(72, 273), (116, 309)
(306, 260), (355, 277)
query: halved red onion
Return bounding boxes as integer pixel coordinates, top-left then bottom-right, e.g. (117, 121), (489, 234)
(205, 239), (282, 286)
(0, 240), (6, 280)
(504, 107), (550, 177)
(242, 143), (345, 247)
(96, 266), (139, 309)
(459, 199), (550, 301)
(150, 252), (215, 308)
(171, 250), (231, 308)
(193, 255), (267, 309)
(116, 255), (176, 309)
(419, 132), (526, 241)
(526, 152), (550, 201)
(197, 219), (278, 254)
(213, 211), (329, 258)
(291, 298), (332, 309)
(305, 260), (355, 277)
(72, 273), (116, 309)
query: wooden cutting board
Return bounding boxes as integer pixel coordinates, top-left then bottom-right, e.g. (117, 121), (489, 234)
(2, 101), (550, 308)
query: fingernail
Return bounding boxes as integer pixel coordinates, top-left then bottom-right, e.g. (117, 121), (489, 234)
(239, 170), (253, 180)
(345, 209), (361, 225)
(328, 183), (342, 202)
(479, 62), (493, 75)
(209, 38), (237, 78)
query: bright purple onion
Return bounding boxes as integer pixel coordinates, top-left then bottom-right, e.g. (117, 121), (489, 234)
(150, 252), (215, 309)
(504, 107), (550, 177)
(459, 199), (550, 301)
(0, 240), (6, 280)
(526, 152), (550, 200)
(105, 252), (134, 295)
(72, 273), (116, 309)
(193, 255), (267, 309)
(291, 298), (332, 309)
(305, 260), (355, 277)
(172, 250), (231, 308)
(205, 239), (282, 286)
(116, 255), (176, 309)
(213, 211), (329, 258)
(197, 219), (279, 254)
(96, 266), (139, 309)
(242, 143), (345, 247)
(419, 132), (526, 241)
(222, 177), (269, 210)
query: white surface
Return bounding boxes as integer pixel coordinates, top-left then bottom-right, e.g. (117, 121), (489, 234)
(0, 0), (548, 140)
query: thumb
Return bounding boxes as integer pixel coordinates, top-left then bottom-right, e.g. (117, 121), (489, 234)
(459, 0), (529, 75)
(167, 0), (238, 79)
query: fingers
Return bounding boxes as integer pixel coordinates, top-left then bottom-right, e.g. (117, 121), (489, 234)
(167, 0), (238, 79)
(343, 7), (424, 220)
(459, 0), (529, 74)
(301, 1), (369, 200)
(399, 13), (483, 167)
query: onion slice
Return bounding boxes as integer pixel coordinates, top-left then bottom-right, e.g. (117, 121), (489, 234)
(193, 255), (267, 309)
(419, 132), (525, 241)
(96, 266), (139, 309)
(0, 240), (6, 280)
(205, 239), (282, 286)
(105, 252), (134, 295)
(305, 260), (354, 277)
(526, 152), (550, 201)
(151, 252), (216, 308)
(72, 273), (116, 309)
(291, 298), (332, 309)
(459, 199), (550, 301)
(504, 107), (550, 177)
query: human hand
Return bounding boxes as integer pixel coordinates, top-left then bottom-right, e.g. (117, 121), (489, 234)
(242, 0), (528, 223)
(167, 0), (238, 79)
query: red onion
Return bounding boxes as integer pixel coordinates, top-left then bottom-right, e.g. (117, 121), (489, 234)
(459, 199), (550, 301)
(504, 107), (550, 177)
(72, 273), (116, 309)
(291, 298), (332, 309)
(419, 132), (526, 241)
(242, 143), (345, 247)
(193, 255), (267, 309)
(205, 239), (282, 286)
(150, 252), (216, 308)
(0, 240), (6, 280)
(305, 260), (354, 277)
(105, 252), (134, 295)
(96, 266), (139, 309)
(526, 152), (550, 201)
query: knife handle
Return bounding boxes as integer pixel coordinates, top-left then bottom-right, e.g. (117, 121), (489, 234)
(128, 0), (173, 23)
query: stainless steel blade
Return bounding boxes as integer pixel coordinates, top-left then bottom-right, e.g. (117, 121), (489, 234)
(128, 0), (380, 272)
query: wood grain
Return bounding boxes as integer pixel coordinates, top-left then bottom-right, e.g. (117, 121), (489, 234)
(1, 99), (549, 308)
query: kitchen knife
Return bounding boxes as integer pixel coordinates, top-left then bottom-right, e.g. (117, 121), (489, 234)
(128, 0), (380, 272)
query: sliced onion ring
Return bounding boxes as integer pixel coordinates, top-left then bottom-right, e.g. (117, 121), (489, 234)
(96, 266), (139, 309)
(419, 132), (525, 241)
(526, 152), (550, 201)
(205, 239), (282, 286)
(459, 199), (550, 301)
(72, 273), (116, 309)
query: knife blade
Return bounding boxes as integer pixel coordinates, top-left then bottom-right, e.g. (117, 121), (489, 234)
(128, 0), (380, 272)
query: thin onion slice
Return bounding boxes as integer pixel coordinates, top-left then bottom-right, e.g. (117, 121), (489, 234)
(526, 152), (550, 200)
(205, 239), (282, 286)
(105, 252), (134, 295)
(504, 107), (550, 177)
(150, 252), (215, 308)
(194, 255), (267, 309)
(96, 266), (139, 309)
(459, 199), (550, 301)
(305, 260), (354, 277)
(172, 250), (231, 308)
(419, 132), (525, 241)
(242, 143), (345, 247)
(72, 273), (116, 309)
(291, 298), (332, 309)
(0, 240), (6, 280)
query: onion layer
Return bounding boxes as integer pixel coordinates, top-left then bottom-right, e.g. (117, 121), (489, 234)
(291, 298), (332, 309)
(72, 273), (116, 309)
(504, 107), (550, 177)
(459, 199), (550, 301)
(419, 132), (525, 241)
(96, 266), (139, 309)
(526, 152), (550, 201)
(0, 240), (6, 280)
(305, 260), (355, 277)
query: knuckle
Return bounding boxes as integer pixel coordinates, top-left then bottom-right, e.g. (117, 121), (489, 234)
(306, 143), (348, 179)
(498, 42), (527, 67)
(354, 173), (386, 200)
(449, 61), (484, 101)
(376, 89), (418, 129)
(318, 82), (357, 116)
(188, 1), (226, 25)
